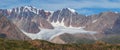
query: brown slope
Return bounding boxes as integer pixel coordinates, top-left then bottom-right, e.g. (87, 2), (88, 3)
(0, 13), (30, 40)
(50, 33), (95, 44)
(85, 12), (120, 34)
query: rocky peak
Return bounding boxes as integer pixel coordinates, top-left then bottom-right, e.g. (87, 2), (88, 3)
(67, 8), (76, 13)
(61, 8), (77, 15)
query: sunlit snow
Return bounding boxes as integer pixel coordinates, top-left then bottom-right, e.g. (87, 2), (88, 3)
(115, 11), (118, 14)
(92, 19), (97, 23)
(67, 8), (76, 13)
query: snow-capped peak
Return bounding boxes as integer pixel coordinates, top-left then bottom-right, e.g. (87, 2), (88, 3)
(24, 6), (32, 9)
(67, 8), (76, 13)
(22, 6), (40, 14)
(24, 6), (35, 9)
(24, 6), (35, 11)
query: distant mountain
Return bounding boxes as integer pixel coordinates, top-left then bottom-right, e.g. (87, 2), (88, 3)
(0, 13), (30, 40)
(0, 6), (120, 44)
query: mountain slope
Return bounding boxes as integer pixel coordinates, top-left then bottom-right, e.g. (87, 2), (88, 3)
(0, 13), (30, 40)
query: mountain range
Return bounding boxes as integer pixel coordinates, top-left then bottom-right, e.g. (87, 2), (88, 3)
(0, 6), (120, 44)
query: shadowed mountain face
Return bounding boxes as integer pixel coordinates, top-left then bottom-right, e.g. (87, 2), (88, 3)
(0, 6), (120, 44)
(0, 13), (30, 40)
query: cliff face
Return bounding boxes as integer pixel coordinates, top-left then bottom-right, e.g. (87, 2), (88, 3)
(0, 13), (30, 40)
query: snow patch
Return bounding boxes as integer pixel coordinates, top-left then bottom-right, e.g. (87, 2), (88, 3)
(7, 9), (12, 12)
(51, 18), (66, 28)
(24, 6), (32, 10)
(44, 10), (49, 12)
(67, 8), (76, 13)
(92, 19), (97, 23)
(115, 11), (118, 14)
(49, 11), (54, 13)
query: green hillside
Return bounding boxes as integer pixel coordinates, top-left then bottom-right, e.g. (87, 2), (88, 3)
(0, 38), (120, 50)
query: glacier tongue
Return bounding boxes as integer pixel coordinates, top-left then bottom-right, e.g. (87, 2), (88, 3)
(21, 25), (97, 41)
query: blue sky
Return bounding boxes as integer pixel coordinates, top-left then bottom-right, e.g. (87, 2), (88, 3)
(0, 0), (120, 15)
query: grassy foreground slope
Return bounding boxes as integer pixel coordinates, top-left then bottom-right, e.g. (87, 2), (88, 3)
(0, 38), (120, 50)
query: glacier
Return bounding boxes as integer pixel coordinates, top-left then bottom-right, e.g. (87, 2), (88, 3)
(21, 24), (97, 41)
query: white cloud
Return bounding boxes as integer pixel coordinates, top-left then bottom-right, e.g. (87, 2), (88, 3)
(32, 0), (120, 11)
(0, 0), (120, 11)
